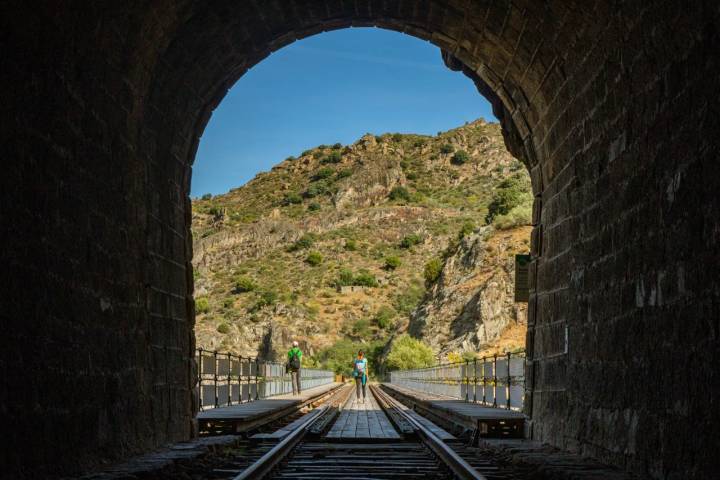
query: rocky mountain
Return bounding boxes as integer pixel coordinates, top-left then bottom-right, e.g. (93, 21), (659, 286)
(191, 119), (531, 362)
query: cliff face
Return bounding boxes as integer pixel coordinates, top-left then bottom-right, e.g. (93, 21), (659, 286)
(191, 119), (531, 359)
(409, 226), (531, 357)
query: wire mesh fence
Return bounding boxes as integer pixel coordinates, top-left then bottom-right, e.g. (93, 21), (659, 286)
(196, 348), (334, 411)
(389, 351), (526, 411)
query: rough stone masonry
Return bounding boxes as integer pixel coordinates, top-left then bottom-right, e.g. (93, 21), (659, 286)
(1, 1), (718, 479)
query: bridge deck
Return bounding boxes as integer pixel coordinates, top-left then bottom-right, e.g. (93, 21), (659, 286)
(381, 383), (525, 438)
(325, 394), (400, 439)
(197, 383), (340, 433)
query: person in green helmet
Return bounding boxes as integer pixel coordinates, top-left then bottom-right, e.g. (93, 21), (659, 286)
(287, 340), (303, 395)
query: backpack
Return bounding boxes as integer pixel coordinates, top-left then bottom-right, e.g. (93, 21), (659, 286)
(353, 359), (365, 377)
(289, 350), (301, 371)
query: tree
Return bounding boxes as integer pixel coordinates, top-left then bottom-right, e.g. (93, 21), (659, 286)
(374, 306), (396, 330)
(451, 150), (469, 165)
(305, 251), (323, 266)
(322, 151), (342, 164)
(485, 173), (533, 224)
(201, 193), (212, 200)
(385, 335), (435, 371)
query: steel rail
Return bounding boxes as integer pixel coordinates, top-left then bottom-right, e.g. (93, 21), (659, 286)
(371, 385), (488, 480)
(232, 405), (327, 480)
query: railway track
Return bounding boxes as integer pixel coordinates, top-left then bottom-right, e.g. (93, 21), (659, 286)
(232, 384), (491, 480)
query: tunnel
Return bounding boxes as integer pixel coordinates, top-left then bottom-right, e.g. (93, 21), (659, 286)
(1, 1), (719, 478)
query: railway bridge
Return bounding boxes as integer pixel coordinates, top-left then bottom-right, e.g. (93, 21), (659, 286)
(1, 2), (719, 479)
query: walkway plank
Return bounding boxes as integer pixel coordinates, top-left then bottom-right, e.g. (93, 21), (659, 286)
(325, 394), (400, 440)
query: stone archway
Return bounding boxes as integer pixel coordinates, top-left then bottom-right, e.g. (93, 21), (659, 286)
(2, 2), (719, 478)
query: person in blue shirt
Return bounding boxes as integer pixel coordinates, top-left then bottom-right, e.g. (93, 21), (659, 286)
(352, 350), (369, 403)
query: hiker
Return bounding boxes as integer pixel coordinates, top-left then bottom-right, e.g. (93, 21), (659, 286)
(287, 340), (303, 395)
(352, 350), (368, 403)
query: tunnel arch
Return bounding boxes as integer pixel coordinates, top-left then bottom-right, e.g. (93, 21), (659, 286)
(3, 2), (719, 478)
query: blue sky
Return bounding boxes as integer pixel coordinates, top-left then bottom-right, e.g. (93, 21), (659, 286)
(191, 27), (495, 197)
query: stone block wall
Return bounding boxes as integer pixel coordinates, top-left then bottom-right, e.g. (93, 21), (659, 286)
(1, 1), (718, 478)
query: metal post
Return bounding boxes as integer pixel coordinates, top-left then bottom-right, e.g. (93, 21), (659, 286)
(197, 348), (203, 412)
(482, 356), (487, 405)
(227, 352), (232, 406)
(213, 350), (219, 408)
(464, 360), (470, 402)
(473, 358), (477, 403)
(492, 354), (498, 408)
(506, 351), (512, 410)
(255, 357), (260, 400)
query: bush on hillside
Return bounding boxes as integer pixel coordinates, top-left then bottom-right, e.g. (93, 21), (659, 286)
(493, 203), (532, 230)
(305, 251), (323, 266)
(322, 151), (342, 164)
(385, 335), (435, 371)
(451, 150), (469, 165)
(374, 306), (396, 330)
(393, 279), (425, 315)
(399, 234), (422, 249)
(336, 169), (353, 180)
(392, 133), (403, 142)
(216, 323), (231, 334)
(287, 234), (316, 252)
(282, 192), (303, 205)
(388, 185), (411, 202)
(312, 167), (334, 181)
(233, 275), (257, 293)
(384, 256), (401, 270)
(195, 297), (210, 314)
(485, 173), (533, 224)
(344, 239), (358, 251)
(332, 142), (342, 149)
(351, 318), (371, 338)
(440, 144), (454, 154)
(423, 257), (443, 286)
(353, 270), (379, 287)
(201, 193), (212, 200)
(251, 290), (277, 311)
(304, 182), (329, 198)
(308, 202), (321, 212)
(458, 220), (475, 239)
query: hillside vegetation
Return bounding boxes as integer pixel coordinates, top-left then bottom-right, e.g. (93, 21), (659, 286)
(192, 119), (532, 371)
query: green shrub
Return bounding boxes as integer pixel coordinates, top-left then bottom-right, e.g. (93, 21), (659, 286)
(304, 182), (329, 198)
(386, 335), (435, 371)
(399, 234), (422, 249)
(493, 203), (532, 229)
(485, 173), (533, 223)
(394, 280), (425, 315)
(374, 306), (396, 330)
(332, 142), (342, 149)
(458, 220), (475, 239)
(282, 192), (303, 205)
(392, 133), (403, 142)
(288, 234), (315, 251)
(336, 169), (352, 180)
(285, 155), (296, 162)
(201, 193), (212, 200)
(233, 275), (257, 293)
(253, 290), (277, 311)
(216, 323), (231, 334)
(305, 251), (323, 266)
(384, 256), (401, 270)
(195, 297), (210, 314)
(344, 239), (358, 251)
(451, 150), (469, 165)
(222, 297), (234, 309)
(351, 318), (371, 338)
(423, 258), (443, 285)
(312, 167), (334, 181)
(388, 186), (411, 202)
(440, 144), (454, 154)
(336, 268), (355, 287)
(406, 172), (418, 181)
(353, 270), (378, 287)
(322, 151), (342, 164)
(301, 149), (313, 157)
(308, 202), (321, 212)
(312, 151), (323, 159)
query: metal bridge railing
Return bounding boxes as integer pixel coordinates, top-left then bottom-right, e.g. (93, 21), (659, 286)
(195, 348), (334, 411)
(389, 350), (526, 411)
